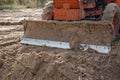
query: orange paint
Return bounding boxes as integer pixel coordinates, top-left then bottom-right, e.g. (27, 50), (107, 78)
(54, 0), (79, 9)
(54, 9), (79, 21)
(115, 0), (120, 5)
(53, 0), (120, 21)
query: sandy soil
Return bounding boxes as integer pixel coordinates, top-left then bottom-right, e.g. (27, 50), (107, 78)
(0, 9), (120, 80)
(0, 9), (42, 25)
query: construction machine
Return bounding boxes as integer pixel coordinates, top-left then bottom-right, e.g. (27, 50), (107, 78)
(21, 0), (120, 54)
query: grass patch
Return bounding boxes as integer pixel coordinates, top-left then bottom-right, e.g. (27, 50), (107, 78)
(0, 4), (27, 9)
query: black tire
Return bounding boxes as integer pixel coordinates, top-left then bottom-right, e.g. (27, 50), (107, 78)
(41, 1), (54, 20)
(102, 3), (120, 42)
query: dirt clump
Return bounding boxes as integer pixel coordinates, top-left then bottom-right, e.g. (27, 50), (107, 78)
(0, 59), (3, 68)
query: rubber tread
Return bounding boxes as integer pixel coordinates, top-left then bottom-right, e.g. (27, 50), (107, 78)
(41, 1), (54, 20)
(102, 3), (120, 41)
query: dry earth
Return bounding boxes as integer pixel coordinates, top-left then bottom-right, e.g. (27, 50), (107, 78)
(0, 9), (120, 80)
(0, 9), (42, 25)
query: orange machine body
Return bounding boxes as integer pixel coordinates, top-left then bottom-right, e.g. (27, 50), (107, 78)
(106, 0), (120, 5)
(53, 0), (120, 21)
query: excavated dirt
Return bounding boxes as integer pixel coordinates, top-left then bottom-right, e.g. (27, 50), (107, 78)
(0, 9), (120, 80)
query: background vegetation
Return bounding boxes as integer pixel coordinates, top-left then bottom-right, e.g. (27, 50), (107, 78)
(0, 0), (51, 9)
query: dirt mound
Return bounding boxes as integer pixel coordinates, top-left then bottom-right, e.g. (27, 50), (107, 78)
(0, 43), (120, 80)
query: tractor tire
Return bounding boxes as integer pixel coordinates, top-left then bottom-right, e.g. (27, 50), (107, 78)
(41, 1), (54, 20)
(102, 3), (120, 41)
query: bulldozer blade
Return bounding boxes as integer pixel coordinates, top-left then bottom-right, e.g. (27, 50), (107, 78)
(21, 20), (113, 53)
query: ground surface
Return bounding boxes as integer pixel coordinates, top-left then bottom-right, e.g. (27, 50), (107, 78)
(0, 9), (120, 80)
(0, 9), (42, 24)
